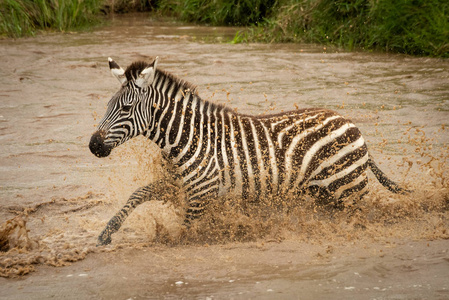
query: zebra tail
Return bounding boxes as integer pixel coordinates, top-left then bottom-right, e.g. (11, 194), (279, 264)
(368, 155), (412, 194)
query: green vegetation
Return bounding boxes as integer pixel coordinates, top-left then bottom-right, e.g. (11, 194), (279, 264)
(158, 0), (277, 25)
(0, 0), (103, 38)
(235, 0), (449, 57)
(106, 0), (155, 13)
(160, 0), (449, 58)
(1, 0), (447, 57)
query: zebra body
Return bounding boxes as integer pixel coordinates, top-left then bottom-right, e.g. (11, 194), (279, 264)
(89, 57), (408, 245)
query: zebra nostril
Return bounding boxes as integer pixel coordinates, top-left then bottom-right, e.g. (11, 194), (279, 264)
(89, 131), (112, 157)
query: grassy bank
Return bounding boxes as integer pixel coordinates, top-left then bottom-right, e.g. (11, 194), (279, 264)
(158, 0), (277, 26)
(160, 0), (449, 58)
(2, 0), (447, 57)
(0, 0), (103, 37)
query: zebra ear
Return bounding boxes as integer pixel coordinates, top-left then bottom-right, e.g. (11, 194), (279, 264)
(135, 56), (159, 89)
(108, 57), (127, 85)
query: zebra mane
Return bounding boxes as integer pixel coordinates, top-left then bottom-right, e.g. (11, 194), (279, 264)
(124, 61), (152, 82)
(159, 68), (236, 113)
(154, 70), (235, 114)
(124, 60), (236, 115)
(124, 60), (199, 95)
(156, 69), (199, 96)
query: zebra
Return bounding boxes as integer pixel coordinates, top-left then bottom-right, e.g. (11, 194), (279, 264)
(89, 57), (410, 246)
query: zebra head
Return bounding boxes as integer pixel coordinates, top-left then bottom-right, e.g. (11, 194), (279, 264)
(89, 57), (159, 157)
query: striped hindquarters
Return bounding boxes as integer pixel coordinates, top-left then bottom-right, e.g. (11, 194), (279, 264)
(264, 108), (370, 202)
(209, 108), (370, 203)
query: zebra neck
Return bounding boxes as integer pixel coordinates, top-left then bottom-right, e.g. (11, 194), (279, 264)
(144, 70), (232, 163)
(146, 87), (205, 155)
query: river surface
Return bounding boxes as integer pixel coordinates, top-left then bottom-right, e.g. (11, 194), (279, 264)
(0, 14), (448, 299)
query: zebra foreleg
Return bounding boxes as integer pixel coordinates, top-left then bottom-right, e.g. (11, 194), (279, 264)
(97, 180), (180, 246)
(183, 199), (209, 226)
(182, 186), (219, 226)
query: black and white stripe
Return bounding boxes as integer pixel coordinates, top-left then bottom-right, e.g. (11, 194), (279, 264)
(89, 58), (410, 245)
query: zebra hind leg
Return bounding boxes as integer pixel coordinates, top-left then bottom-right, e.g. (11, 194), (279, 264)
(307, 185), (338, 208)
(335, 175), (369, 229)
(335, 176), (369, 206)
(308, 173), (369, 209)
(308, 176), (369, 229)
(97, 180), (180, 246)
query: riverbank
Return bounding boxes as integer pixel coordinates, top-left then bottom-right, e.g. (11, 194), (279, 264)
(159, 0), (449, 58)
(0, 0), (103, 37)
(1, 0), (448, 57)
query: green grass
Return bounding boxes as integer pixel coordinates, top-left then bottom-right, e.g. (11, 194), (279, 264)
(232, 0), (449, 58)
(2, 0), (447, 57)
(0, 0), (103, 38)
(158, 0), (277, 26)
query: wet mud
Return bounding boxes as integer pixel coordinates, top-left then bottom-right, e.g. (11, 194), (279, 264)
(0, 14), (448, 299)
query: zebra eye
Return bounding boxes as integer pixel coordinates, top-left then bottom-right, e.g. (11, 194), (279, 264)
(121, 105), (132, 114)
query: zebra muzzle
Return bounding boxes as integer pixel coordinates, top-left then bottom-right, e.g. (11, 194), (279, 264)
(89, 130), (112, 158)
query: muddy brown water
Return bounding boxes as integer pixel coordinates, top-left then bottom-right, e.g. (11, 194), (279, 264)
(1, 14), (448, 299)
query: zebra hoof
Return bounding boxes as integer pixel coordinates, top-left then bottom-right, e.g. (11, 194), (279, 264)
(97, 235), (112, 246)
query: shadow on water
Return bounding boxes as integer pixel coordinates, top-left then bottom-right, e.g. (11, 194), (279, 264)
(0, 13), (448, 299)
